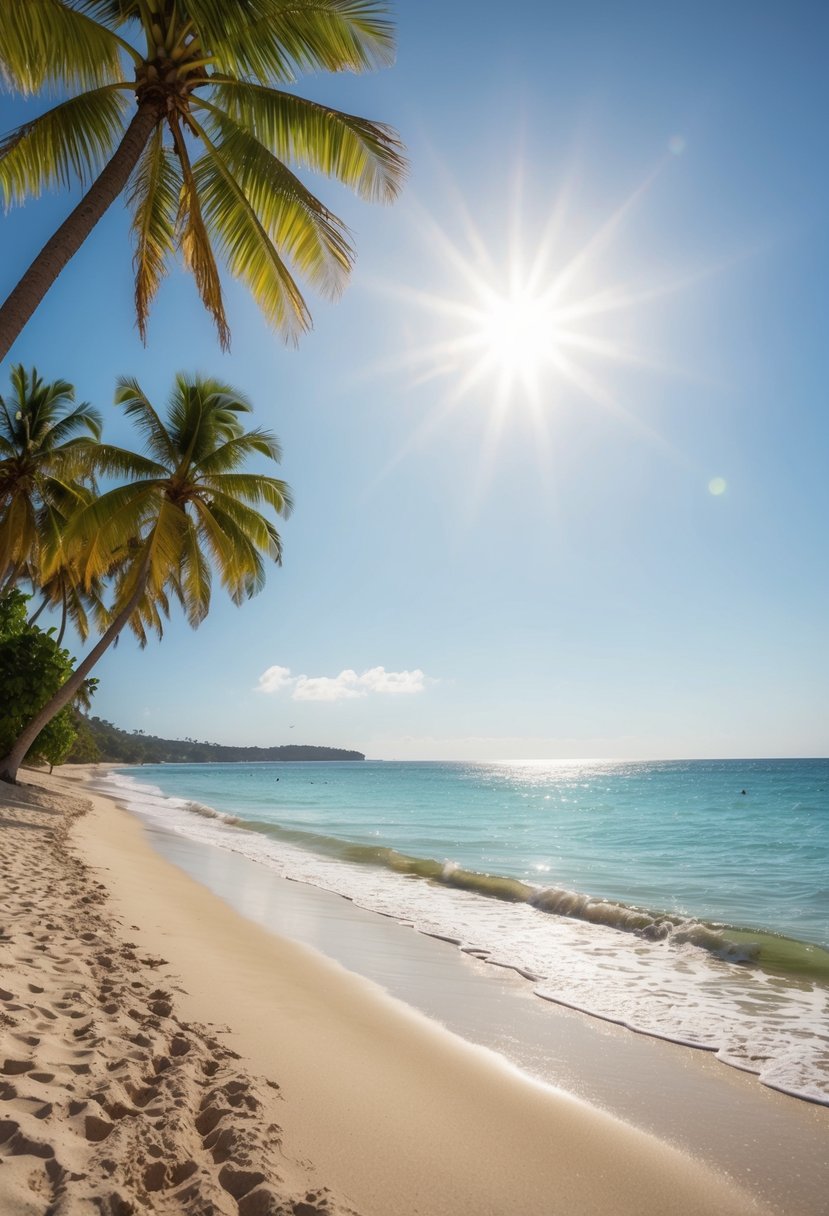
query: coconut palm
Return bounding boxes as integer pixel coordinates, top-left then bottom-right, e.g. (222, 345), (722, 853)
(0, 0), (406, 360)
(0, 372), (292, 782)
(0, 364), (102, 588)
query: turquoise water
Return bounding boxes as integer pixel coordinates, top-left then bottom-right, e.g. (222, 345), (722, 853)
(104, 757), (829, 1103)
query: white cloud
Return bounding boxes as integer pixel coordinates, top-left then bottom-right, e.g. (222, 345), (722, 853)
(256, 665), (294, 694)
(293, 671), (364, 702)
(256, 665), (427, 702)
(358, 666), (426, 694)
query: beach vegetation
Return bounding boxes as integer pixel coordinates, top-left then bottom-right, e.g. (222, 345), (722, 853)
(0, 0), (406, 361)
(65, 712), (103, 764)
(0, 373), (292, 783)
(65, 713), (364, 764)
(0, 588), (96, 771)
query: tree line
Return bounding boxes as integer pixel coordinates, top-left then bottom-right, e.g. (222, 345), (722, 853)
(68, 715), (365, 764)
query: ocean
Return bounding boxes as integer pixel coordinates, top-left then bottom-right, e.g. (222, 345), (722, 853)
(100, 757), (829, 1105)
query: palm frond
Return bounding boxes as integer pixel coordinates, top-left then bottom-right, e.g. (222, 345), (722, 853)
(144, 498), (190, 597)
(2, 366), (77, 445)
(174, 0), (395, 85)
(84, 442), (168, 479)
(0, 0), (128, 95)
(106, 535), (172, 645)
(188, 118), (311, 342)
(173, 374), (253, 416)
(166, 375), (250, 465)
(199, 500), (267, 600)
(211, 79), (405, 202)
(42, 401), (103, 445)
(196, 427), (283, 473)
(72, 1), (139, 27)
(35, 485), (92, 573)
(196, 488), (281, 553)
(114, 377), (178, 465)
(201, 471), (292, 516)
(0, 86), (132, 208)
(37, 473), (96, 524)
(71, 480), (159, 580)
(170, 118), (231, 350)
(128, 124), (181, 342)
(0, 495), (38, 580)
(34, 492), (108, 640)
(196, 102), (354, 300)
(178, 516), (212, 626)
(190, 493), (236, 565)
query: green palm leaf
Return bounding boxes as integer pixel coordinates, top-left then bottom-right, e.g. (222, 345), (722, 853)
(171, 120), (231, 350)
(199, 488), (282, 554)
(0, 0), (127, 95)
(201, 471), (292, 515)
(128, 125), (182, 342)
(201, 502), (268, 600)
(196, 102), (354, 296)
(188, 0), (397, 83)
(0, 494), (36, 579)
(114, 377), (179, 465)
(166, 374), (250, 460)
(178, 515), (213, 626)
(195, 428), (283, 472)
(212, 79), (405, 202)
(0, 86), (131, 207)
(43, 402), (103, 445)
(83, 443), (168, 480)
(189, 117), (312, 342)
(74, 480), (160, 579)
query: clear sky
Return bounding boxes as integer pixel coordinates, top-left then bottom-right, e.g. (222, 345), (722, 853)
(3, 1), (828, 760)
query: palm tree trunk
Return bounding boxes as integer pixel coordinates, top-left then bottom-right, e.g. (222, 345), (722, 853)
(27, 592), (50, 626)
(0, 102), (162, 364)
(0, 559), (151, 783)
(56, 592), (68, 646)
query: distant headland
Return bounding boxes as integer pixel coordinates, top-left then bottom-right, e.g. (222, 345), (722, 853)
(67, 716), (365, 765)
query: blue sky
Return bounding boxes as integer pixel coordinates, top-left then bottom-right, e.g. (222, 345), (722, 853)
(3, 1), (828, 759)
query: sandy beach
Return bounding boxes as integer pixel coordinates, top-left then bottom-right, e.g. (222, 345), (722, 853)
(0, 767), (808, 1215)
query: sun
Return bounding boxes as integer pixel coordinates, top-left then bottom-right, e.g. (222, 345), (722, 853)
(474, 286), (560, 384)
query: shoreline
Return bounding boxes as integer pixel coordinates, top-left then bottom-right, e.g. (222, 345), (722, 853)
(123, 808), (829, 1210)
(0, 767), (817, 1214)
(98, 758), (829, 1110)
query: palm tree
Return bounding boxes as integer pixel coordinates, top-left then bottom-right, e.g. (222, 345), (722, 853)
(0, 0), (406, 360)
(0, 372), (292, 782)
(0, 364), (102, 588)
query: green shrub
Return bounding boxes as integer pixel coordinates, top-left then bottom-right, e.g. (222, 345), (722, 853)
(0, 591), (95, 769)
